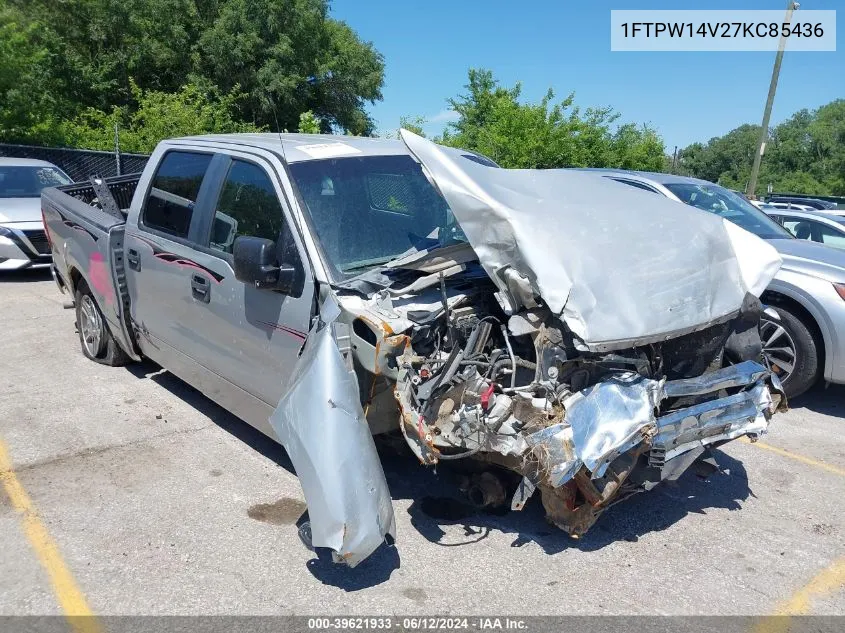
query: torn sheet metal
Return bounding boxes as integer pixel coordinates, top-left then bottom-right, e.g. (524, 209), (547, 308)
(525, 360), (777, 489)
(662, 360), (768, 397)
(400, 130), (782, 351)
(526, 423), (581, 487)
(562, 373), (664, 478)
(269, 295), (396, 567)
(653, 381), (778, 462)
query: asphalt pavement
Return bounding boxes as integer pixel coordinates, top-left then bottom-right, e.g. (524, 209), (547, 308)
(1, 268), (843, 617)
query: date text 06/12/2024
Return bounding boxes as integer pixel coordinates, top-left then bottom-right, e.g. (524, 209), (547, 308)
(306, 617), (529, 630)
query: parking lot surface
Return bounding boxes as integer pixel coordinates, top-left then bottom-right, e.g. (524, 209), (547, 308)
(1, 269), (844, 616)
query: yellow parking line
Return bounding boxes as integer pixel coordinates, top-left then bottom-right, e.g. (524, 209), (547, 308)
(754, 557), (845, 633)
(740, 437), (845, 477)
(0, 439), (101, 633)
(774, 557), (845, 615)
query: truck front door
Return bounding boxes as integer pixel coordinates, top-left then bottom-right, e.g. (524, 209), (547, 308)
(175, 151), (315, 438)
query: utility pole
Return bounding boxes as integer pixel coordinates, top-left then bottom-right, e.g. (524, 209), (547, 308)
(746, 1), (800, 199)
(114, 123), (121, 176)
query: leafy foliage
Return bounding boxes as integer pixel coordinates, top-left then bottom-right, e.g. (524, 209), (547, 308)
(675, 100), (845, 195)
(297, 111), (321, 134)
(436, 69), (666, 171)
(0, 3), (64, 143)
(0, 0), (384, 146)
(398, 116), (426, 138)
(60, 82), (263, 153)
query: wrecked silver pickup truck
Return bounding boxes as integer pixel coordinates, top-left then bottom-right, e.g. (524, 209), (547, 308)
(44, 130), (785, 567)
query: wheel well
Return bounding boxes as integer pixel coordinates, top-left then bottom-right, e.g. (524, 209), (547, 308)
(761, 290), (826, 368)
(69, 267), (84, 295)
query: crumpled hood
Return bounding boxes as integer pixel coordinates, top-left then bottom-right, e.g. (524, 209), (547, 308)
(0, 197), (40, 224)
(400, 130), (782, 350)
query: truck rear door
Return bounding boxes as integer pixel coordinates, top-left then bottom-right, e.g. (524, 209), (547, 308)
(124, 150), (218, 361)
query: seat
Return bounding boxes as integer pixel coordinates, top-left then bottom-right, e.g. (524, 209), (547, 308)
(794, 222), (812, 240)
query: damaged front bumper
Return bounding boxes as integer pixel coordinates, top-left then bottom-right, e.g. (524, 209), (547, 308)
(399, 359), (786, 538)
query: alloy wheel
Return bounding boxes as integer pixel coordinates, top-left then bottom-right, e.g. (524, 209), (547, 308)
(760, 316), (797, 384)
(79, 294), (104, 357)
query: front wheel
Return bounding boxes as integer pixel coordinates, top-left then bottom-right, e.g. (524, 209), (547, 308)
(760, 307), (819, 399)
(75, 281), (131, 366)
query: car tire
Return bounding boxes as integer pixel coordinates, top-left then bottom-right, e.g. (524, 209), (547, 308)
(761, 306), (820, 399)
(75, 281), (131, 366)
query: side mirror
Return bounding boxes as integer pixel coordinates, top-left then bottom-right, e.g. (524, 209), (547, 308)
(233, 236), (299, 293)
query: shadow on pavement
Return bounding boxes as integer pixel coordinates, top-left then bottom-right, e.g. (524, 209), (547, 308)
(125, 359), (296, 474)
(123, 359), (751, 589)
(383, 443), (750, 556)
(305, 543), (401, 591)
(0, 268), (52, 282)
(788, 381), (845, 418)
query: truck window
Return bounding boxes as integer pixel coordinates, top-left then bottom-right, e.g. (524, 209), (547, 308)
(288, 155), (453, 277)
(209, 160), (284, 254)
(142, 151), (212, 239)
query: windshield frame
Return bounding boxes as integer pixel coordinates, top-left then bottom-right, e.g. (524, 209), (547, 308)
(664, 181), (793, 240)
(0, 165), (72, 198)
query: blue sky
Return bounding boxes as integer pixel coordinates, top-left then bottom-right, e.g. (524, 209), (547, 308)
(331, 0), (843, 149)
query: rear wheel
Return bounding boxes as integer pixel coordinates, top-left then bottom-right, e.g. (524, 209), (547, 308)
(761, 307), (819, 399)
(75, 281), (131, 366)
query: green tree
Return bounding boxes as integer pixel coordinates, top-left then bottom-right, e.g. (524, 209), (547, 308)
(438, 69), (665, 170)
(62, 82), (264, 153)
(0, 3), (66, 143)
(678, 99), (845, 195)
(807, 100), (845, 194)
(297, 110), (321, 134)
(398, 115), (426, 137)
(609, 123), (665, 171)
(2, 0), (384, 141)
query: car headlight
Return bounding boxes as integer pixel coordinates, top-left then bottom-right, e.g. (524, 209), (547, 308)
(835, 283), (845, 301)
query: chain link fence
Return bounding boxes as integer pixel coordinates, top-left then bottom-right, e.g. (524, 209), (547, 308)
(0, 143), (149, 182)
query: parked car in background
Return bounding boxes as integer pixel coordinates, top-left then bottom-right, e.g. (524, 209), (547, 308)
(571, 168), (845, 399)
(765, 209), (845, 250)
(767, 196), (839, 211)
(0, 158), (72, 270)
(763, 201), (817, 213)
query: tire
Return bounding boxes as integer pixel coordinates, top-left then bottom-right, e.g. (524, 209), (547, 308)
(761, 306), (820, 399)
(75, 281), (132, 366)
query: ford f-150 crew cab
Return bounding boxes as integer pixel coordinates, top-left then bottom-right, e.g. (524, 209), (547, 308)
(43, 131), (786, 567)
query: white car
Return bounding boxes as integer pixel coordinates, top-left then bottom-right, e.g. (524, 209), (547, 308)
(0, 157), (72, 270)
(764, 208), (845, 250)
(762, 201), (817, 213)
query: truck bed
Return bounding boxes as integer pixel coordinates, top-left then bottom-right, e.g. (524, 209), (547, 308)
(53, 173), (139, 219)
(41, 174), (142, 361)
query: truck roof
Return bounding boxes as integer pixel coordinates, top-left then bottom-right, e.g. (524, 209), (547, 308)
(175, 133), (412, 163)
(173, 132), (501, 168)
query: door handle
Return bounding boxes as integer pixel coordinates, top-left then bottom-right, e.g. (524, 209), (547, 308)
(191, 274), (210, 302)
(127, 248), (140, 271)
